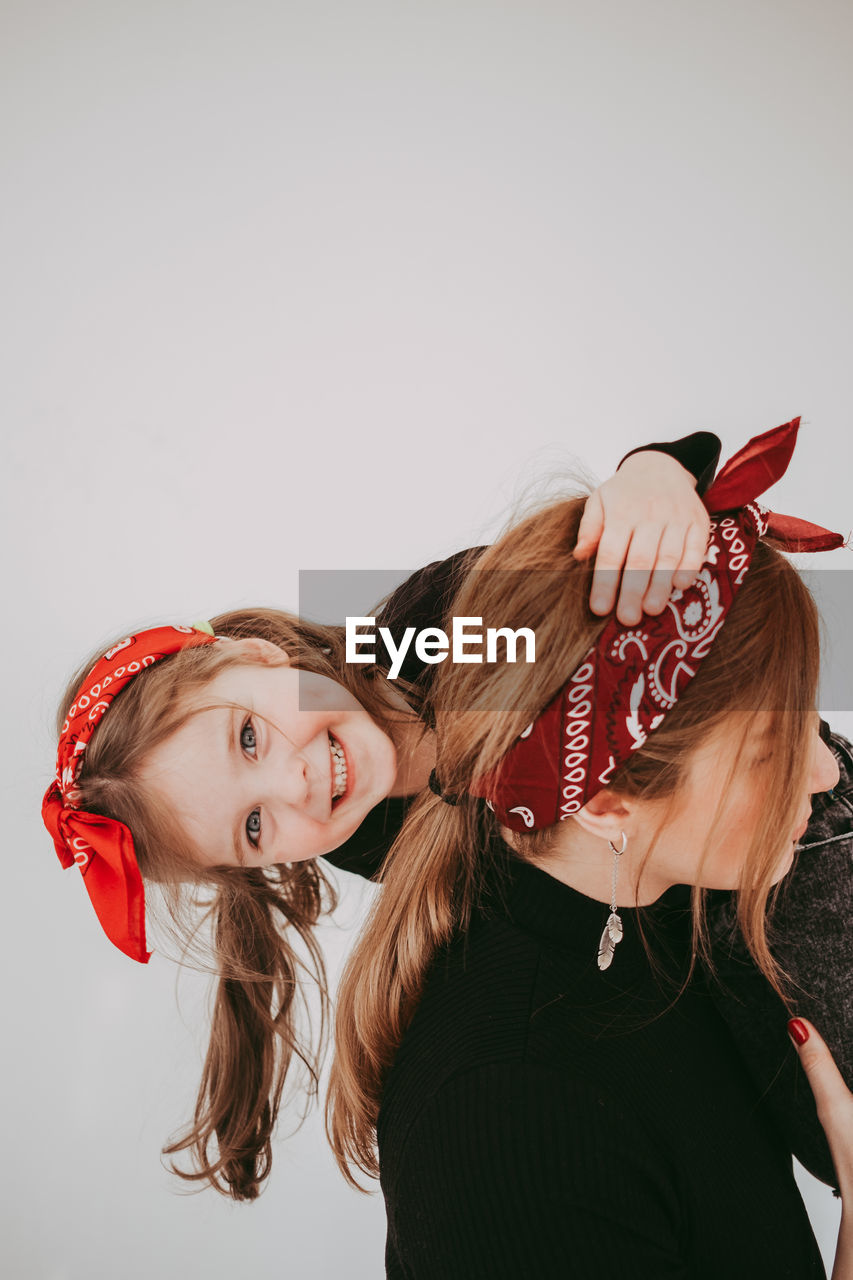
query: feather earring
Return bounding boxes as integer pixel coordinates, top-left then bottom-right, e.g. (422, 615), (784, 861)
(597, 831), (628, 972)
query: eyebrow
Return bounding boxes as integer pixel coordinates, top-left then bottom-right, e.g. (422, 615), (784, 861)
(749, 711), (817, 746)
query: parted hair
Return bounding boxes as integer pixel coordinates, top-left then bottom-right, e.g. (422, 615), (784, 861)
(55, 607), (418, 1202)
(326, 493), (821, 1184)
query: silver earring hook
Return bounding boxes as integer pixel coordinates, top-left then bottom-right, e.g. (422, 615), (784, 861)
(598, 830), (628, 972)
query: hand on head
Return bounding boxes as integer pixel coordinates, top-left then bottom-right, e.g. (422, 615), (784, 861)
(574, 450), (712, 625)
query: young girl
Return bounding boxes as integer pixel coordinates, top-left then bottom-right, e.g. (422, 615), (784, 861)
(43, 425), (852, 1212)
(326, 420), (851, 1276)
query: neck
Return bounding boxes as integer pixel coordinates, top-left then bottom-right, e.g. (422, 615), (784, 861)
(518, 827), (675, 908)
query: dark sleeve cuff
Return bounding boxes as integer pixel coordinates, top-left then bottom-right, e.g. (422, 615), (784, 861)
(618, 431), (722, 498)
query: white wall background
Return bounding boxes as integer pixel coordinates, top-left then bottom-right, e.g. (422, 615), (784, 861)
(3, 1), (852, 1276)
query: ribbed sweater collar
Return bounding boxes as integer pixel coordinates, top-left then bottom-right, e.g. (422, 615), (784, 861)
(498, 849), (696, 981)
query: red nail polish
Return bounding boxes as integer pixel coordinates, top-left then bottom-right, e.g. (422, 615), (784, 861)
(788, 1018), (809, 1046)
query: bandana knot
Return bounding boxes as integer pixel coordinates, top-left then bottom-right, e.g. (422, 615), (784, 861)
(42, 624), (218, 962)
(470, 417), (846, 831)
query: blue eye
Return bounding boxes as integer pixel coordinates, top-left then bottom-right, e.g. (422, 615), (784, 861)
(246, 809), (262, 848)
(240, 718), (257, 755)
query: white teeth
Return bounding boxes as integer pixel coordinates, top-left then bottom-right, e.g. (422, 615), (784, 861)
(329, 732), (348, 800)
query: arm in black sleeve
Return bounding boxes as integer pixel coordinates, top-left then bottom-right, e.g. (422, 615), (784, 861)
(370, 545), (487, 683)
(618, 431), (722, 497)
(702, 913), (839, 1194)
(383, 1062), (688, 1280)
(705, 722), (853, 1193)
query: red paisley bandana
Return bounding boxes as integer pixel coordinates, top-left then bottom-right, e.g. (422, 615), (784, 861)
(469, 418), (847, 832)
(42, 625), (218, 962)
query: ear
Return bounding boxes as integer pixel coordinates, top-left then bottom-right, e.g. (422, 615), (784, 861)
(572, 787), (636, 844)
(219, 637), (290, 666)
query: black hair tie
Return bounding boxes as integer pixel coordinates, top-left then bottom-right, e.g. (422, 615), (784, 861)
(429, 768), (461, 806)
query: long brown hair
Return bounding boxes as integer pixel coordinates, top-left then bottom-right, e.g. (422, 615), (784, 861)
(56, 608), (417, 1202)
(327, 493), (821, 1184)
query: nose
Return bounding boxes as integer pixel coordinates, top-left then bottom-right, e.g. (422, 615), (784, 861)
(811, 735), (840, 797)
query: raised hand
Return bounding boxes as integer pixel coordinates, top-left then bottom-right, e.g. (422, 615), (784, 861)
(573, 450), (711, 627)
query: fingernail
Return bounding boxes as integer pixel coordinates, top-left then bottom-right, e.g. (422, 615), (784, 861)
(788, 1018), (809, 1047)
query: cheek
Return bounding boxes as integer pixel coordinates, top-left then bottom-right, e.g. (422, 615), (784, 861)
(281, 809), (364, 863)
(706, 782), (794, 885)
(336, 705), (391, 764)
(277, 844), (323, 865)
(693, 791), (761, 883)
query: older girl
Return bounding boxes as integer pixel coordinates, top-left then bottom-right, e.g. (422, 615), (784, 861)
(328, 420), (850, 1277)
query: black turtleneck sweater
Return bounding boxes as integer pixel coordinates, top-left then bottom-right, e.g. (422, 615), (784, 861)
(378, 848), (827, 1279)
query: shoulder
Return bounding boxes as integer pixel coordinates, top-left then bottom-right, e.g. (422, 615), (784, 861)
(381, 1058), (686, 1279)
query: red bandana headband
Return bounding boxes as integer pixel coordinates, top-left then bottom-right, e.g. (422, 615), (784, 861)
(42, 624), (218, 963)
(467, 417), (847, 832)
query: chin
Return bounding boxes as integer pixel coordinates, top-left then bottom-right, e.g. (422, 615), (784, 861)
(769, 844), (797, 886)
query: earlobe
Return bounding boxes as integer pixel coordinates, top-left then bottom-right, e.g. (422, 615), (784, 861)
(573, 789), (633, 843)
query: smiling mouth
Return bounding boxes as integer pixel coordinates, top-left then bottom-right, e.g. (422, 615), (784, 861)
(329, 732), (349, 807)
